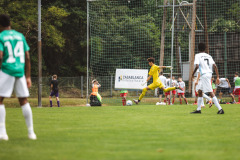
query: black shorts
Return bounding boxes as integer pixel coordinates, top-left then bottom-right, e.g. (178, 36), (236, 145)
(158, 88), (164, 96)
(220, 88), (231, 94)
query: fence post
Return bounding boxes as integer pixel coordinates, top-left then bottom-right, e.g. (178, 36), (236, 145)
(81, 76), (83, 98)
(111, 76), (113, 97)
(224, 32), (227, 78)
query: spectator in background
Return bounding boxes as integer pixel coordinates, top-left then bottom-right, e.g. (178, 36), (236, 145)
(90, 79), (102, 106)
(49, 75), (60, 107)
(177, 77), (188, 105)
(158, 72), (166, 104)
(171, 76), (177, 104)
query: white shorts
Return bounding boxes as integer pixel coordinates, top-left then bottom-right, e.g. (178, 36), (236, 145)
(0, 70), (29, 98)
(198, 73), (213, 93)
(196, 83), (201, 92)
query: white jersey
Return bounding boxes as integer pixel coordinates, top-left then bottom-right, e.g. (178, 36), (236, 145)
(165, 78), (171, 88)
(172, 79), (177, 87)
(194, 53), (215, 76)
(177, 81), (185, 93)
(218, 78), (229, 88)
(159, 75), (166, 87)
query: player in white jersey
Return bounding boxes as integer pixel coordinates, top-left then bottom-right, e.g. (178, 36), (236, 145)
(217, 78), (235, 103)
(191, 43), (224, 114)
(158, 72), (166, 103)
(171, 76), (177, 104)
(194, 71), (213, 107)
(177, 77), (188, 104)
(164, 75), (171, 104)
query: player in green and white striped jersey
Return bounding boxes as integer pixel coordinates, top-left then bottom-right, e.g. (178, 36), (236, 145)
(0, 14), (36, 140)
(233, 72), (240, 103)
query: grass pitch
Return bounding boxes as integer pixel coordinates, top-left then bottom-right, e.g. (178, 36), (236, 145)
(0, 102), (240, 160)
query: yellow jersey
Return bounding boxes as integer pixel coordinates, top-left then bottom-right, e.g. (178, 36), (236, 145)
(148, 64), (161, 84)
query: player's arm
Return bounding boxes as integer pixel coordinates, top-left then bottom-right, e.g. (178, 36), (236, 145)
(97, 81), (101, 87)
(146, 75), (152, 82)
(213, 64), (220, 84)
(196, 72), (200, 84)
(0, 51), (2, 69)
(25, 51), (31, 88)
(192, 64), (199, 80)
(50, 83), (53, 90)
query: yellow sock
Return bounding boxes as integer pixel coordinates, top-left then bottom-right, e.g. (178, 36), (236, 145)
(163, 87), (176, 92)
(139, 88), (147, 101)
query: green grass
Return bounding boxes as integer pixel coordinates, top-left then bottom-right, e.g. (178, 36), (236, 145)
(0, 103), (240, 160)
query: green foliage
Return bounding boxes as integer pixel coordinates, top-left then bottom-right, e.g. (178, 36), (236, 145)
(209, 18), (240, 32)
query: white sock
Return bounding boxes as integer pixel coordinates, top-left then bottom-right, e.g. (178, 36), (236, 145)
(197, 97), (203, 111)
(201, 99), (205, 106)
(21, 103), (34, 134)
(212, 96), (222, 110)
(0, 104), (7, 135)
(203, 93), (211, 101)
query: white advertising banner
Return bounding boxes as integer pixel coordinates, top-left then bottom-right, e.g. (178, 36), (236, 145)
(115, 69), (148, 90)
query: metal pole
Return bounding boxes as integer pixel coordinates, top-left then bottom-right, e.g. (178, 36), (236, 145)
(110, 76), (113, 97)
(81, 76), (83, 98)
(224, 32), (227, 77)
(38, 0), (42, 107)
(86, 1), (90, 104)
(169, 0), (175, 105)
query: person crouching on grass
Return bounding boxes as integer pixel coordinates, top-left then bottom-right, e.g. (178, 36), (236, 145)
(120, 90), (128, 106)
(133, 57), (182, 104)
(49, 74), (60, 107)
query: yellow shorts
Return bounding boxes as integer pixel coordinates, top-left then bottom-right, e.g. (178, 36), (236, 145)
(148, 82), (164, 90)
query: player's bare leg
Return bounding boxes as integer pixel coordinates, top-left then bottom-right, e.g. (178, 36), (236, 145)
(219, 92), (223, 102)
(159, 94), (162, 103)
(122, 96), (126, 106)
(172, 94), (175, 104)
(229, 93), (236, 103)
(202, 93), (213, 108)
(182, 95), (188, 104)
(164, 95), (167, 103)
(56, 97), (60, 107)
(0, 97), (8, 141)
(179, 95), (182, 104)
(49, 96), (53, 107)
(209, 92), (224, 114)
(133, 87), (150, 104)
(19, 98), (37, 140)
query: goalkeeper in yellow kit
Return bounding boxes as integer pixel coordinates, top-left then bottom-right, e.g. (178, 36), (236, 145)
(133, 57), (182, 104)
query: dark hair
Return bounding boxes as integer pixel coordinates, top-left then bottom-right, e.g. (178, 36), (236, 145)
(160, 72), (163, 75)
(147, 57), (155, 63)
(53, 74), (57, 79)
(198, 43), (206, 52)
(167, 74), (171, 78)
(0, 14), (10, 27)
(235, 72), (239, 76)
(178, 77), (182, 79)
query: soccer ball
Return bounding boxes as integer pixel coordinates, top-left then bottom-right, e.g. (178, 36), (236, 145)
(156, 102), (166, 105)
(86, 103), (91, 107)
(126, 100), (133, 106)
